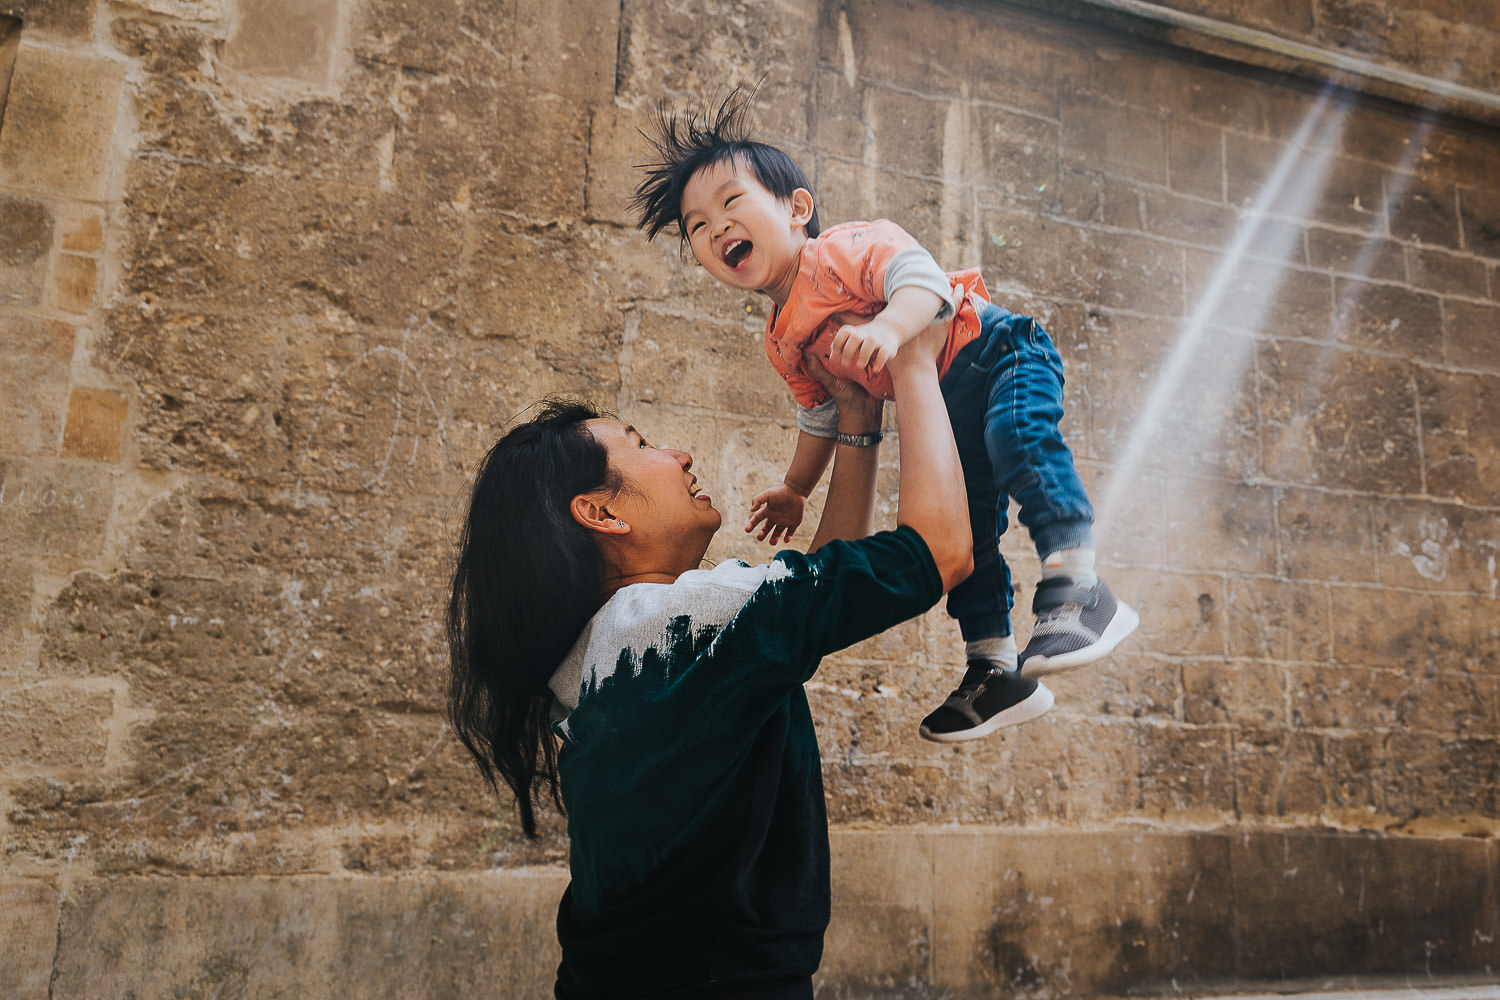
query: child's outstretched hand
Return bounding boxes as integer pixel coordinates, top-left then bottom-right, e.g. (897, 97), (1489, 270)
(746, 483), (807, 546)
(831, 316), (902, 378)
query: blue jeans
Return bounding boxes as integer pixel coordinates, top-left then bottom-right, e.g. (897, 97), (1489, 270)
(940, 303), (1095, 641)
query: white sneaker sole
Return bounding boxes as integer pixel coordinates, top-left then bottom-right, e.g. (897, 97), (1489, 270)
(918, 682), (1055, 744)
(1021, 601), (1141, 677)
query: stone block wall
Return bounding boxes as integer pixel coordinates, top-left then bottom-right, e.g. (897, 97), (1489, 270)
(0, 0), (1496, 997)
(1148, 0), (1500, 96)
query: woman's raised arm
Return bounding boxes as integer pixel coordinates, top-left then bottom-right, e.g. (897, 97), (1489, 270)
(886, 323), (973, 592)
(804, 351), (884, 552)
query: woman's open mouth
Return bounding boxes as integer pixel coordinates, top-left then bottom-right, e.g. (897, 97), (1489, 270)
(722, 239), (752, 269)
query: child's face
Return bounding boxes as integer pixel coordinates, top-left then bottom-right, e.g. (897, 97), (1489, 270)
(680, 157), (812, 301)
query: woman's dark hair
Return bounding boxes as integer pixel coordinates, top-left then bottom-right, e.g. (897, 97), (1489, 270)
(632, 87), (821, 247)
(446, 396), (622, 837)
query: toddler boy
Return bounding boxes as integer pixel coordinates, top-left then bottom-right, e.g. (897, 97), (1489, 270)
(632, 94), (1138, 742)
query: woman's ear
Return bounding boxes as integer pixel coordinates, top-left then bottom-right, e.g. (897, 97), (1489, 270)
(571, 495), (629, 535)
(790, 188), (814, 229)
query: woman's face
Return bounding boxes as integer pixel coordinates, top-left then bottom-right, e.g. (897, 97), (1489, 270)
(585, 418), (721, 564)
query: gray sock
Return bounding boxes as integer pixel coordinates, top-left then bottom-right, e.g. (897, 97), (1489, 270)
(965, 635), (1018, 670)
(1040, 547), (1098, 585)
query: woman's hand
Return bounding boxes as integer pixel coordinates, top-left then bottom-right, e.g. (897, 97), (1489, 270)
(886, 313), (949, 373)
(806, 319), (883, 436)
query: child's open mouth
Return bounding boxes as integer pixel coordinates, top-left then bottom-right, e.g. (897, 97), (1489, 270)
(722, 239), (752, 269)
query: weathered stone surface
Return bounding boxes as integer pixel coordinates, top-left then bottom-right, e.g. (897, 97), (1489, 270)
(0, 556), (33, 666)
(58, 208), (102, 254)
(1408, 246), (1489, 297)
(1062, 94), (1167, 184)
(0, 459), (113, 564)
(1329, 586), (1486, 672)
(224, 0), (340, 83)
(1230, 830), (1500, 977)
(456, 218), (624, 387)
(1259, 341), (1422, 493)
(1185, 249), (1332, 338)
(1055, 168), (1142, 231)
(114, 22), (394, 185)
(1444, 297), (1500, 370)
(1166, 117), (1223, 200)
(1077, 307), (1261, 480)
(1225, 133), (1386, 231)
(51, 871), (569, 999)
(1049, 651), (1179, 723)
(0, 0), (93, 38)
(0, 316), (73, 457)
(0, 680), (113, 768)
(1376, 499), (1500, 593)
(0, 879), (58, 1000)
(1140, 185), (1238, 247)
(115, 0), (220, 21)
(0, 194), (52, 307)
(972, 103), (1060, 212)
(1164, 480), (1277, 574)
(1460, 183), (1500, 259)
(1127, 568), (1225, 659)
(1222, 577), (1331, 663)
(355, 0), (617, 108)
(816, 158), (979, 263)
(832, 0), (1068, 117)
(0, 45), (125, 201)
(922, 830), (1237, 993)
(1332, 277), (1443, 356)
(1287, 663), (1402, 731)
(1275, 486), (1378, 583)
(615, 0), (818, 141)
(1384, 730), (1500, 819)
(1307, 227), (1407, 282)
(1388, 172), (1462, 249)
(979, 207), (1184, 315)
(121, 160), (466, 327)
(1417, 367), (1500, 505)
(100, 304), (293, 480)
(1231, 727), (1329, 816)
(1184, 659), (1287, 727)
(47, 251), (96, 314)
(60, 387), (127, 463)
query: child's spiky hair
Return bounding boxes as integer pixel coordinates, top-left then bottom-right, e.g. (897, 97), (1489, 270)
(632, 88), (821, 246)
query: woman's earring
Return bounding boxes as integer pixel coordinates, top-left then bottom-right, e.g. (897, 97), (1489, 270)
(616, 520), (626, 529)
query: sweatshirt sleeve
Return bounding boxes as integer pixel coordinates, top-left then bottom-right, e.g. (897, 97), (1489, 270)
(712, 525), (943, 688)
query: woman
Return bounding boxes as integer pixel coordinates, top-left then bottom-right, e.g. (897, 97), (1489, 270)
(447, 325), (987, 998)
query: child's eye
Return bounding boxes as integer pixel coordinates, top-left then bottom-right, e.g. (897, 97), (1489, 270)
(725, 195), (739, 206)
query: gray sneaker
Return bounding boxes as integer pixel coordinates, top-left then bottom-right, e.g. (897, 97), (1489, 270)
(1018, 577), (1139, 676)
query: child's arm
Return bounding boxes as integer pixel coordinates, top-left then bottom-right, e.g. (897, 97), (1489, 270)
(830, 284), (947, 378)
(746, 430), (836, 545)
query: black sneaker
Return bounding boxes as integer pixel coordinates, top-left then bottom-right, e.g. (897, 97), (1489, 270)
(1018, 577), (1139, 676)
(918, 662), (1054, 743)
